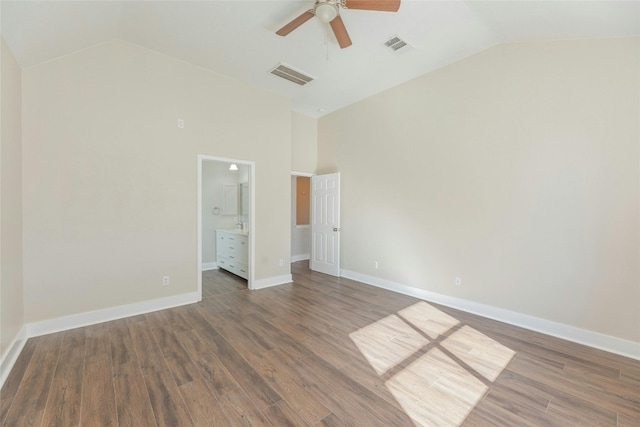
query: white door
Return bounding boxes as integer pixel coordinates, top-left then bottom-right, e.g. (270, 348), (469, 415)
(311, 173), (340, 276)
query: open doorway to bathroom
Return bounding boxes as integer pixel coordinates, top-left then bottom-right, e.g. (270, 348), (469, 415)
(291, 172), (313, 266)
(198, 155), (255, 300)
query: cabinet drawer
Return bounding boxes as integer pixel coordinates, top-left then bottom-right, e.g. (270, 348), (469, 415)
(226, 241), (247, 262)
(221, 260), (248, 280)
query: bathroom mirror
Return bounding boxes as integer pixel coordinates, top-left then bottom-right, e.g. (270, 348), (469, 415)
(240, 182), (249, 217)
(223, 184), (238, 215)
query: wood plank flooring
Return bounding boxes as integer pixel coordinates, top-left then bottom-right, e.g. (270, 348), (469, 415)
(2, 262), (639, 426)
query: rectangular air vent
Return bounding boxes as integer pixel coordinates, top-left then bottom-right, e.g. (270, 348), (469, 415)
(270, 63), (315, 86)
(384, 35), (409, 51)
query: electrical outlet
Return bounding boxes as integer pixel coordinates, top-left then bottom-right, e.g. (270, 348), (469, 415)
(374, 261), (379, 269)
(455, 276), (462, 286)
(177, 119), (184, 128)
(163, 276), (170, 286)
(279, 259), (284, 267)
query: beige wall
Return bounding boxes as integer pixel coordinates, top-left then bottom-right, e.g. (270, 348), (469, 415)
(292, 112), (317, 174)
(22, 40), (291, 323)
(0, 38), (25, 357)
(290, 112), (316, 259)
(318, 37), (640, 342)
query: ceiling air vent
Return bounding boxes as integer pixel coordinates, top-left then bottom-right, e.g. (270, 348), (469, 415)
(384, 35), (409, 52)
(270, 63), (315, 86)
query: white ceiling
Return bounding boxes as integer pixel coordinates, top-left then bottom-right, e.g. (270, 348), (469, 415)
(2, 1), (638, 117)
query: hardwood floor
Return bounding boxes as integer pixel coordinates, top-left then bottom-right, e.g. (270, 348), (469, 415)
(2, 262), (639, 426)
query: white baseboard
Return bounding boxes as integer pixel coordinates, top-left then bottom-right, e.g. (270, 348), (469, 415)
(291, 254), (310, 262)
(202, 262), (218, 271)
(252, 274), (293, 290)
(0, 325), (28, 389)
(340, 269), (640, 360)
(27, 291), (200, 338)
(0, 273), (297, 389)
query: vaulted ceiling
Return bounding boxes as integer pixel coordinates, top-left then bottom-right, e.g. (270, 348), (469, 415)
(2, 1), (638, 117)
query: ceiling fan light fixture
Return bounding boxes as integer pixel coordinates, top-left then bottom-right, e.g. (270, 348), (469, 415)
(315, 1), (339, 23)
(276, 0), (401, 48)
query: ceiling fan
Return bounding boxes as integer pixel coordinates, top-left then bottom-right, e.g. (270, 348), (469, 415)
(276, 0), (401, 49)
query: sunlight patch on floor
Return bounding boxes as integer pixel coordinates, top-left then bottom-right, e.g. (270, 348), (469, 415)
(386, 348), (488, 427)
(350, 301), (516, 427)
(350, 314), (430, 375)
(398, 301), (460, 340)
(441, 325), (516, 382)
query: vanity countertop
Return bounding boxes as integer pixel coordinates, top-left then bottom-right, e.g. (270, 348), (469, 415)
(218, 228), (249, 236)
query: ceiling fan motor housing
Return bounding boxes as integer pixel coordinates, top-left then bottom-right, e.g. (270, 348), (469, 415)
(315, 1), (340, 23)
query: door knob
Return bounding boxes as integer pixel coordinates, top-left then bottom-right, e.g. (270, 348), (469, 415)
(333, 227), (341, 232)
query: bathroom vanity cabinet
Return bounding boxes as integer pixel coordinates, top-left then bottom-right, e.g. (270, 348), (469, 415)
(216, 229), (248, 279)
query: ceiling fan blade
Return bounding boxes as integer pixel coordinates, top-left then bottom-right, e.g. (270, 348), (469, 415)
(344, 0), (400, 12)
(276, 10), (315, 36)
(330, 15), (352, 49)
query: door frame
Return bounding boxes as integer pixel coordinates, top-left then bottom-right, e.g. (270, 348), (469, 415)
(198, 155), (256, 298)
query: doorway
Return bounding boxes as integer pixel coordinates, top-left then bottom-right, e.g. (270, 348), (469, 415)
(198, 155), (255, 298)
(291, 172), (313, 265)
